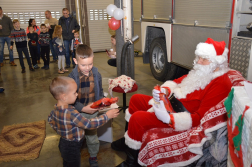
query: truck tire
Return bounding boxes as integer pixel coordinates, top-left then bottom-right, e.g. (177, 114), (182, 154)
(149, 38), (177, 81)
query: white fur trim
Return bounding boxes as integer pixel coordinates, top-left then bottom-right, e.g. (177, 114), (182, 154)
(161, 81), (178, 97)
(195, 43), (228, 65)
(173, 87), (185, 99)
(124, 131), (142, 150)
(125, 108), (131, 122)
(147, 99), (155, 112)
(147, 107), (154, 112)
(148, 98), (154, 106)
(172, 112), (192, 131)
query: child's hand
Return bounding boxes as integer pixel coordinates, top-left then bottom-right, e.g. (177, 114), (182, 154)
(81, 103), (98, 114)
(106, 109), (120, 119)
(10, 46), (13, 50)
(28, 38), (30, 41)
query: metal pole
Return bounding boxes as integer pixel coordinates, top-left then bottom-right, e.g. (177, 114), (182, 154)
(115, 0), (124, 77)
(75, 0), (83, 42)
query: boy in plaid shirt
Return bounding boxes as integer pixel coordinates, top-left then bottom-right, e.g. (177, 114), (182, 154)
(48, 76), (119, 167)
(68, 44), (108, 166)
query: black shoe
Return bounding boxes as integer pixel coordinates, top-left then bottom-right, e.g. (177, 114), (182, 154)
(29, 67), (35, 71)
(111, 137), (127, 152)
(116, 147), (141, 167)
(45, 66), (49, 70)
(72, 64), (76, 68)
(65, 65), (70, 68)
(41, 66), (46, 69)
(21, 68), (25, 73)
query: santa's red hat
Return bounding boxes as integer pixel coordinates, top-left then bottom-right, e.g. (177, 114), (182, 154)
(195, 38), (228, 64)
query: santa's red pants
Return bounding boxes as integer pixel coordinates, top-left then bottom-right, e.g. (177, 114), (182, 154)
(126, 94), (170, 149)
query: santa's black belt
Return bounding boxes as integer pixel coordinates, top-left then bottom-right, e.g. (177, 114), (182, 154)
(169, 94), (188, 113)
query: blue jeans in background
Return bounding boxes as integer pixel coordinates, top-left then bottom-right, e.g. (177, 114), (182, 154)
(0, 37), (14, 63)
(49, 40), (57, 61)
(63, 39), (72, 66)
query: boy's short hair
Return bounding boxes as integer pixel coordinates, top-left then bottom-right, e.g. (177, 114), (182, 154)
(74, 31), (79, 34)
(49, 76), (74, 100)
(111, 35), (116, 39)
(28, 25), (34, 29)
(76, 44), (93, 59)
(62, 8), (69, 12)
(40, 24), (46, 28)
(12, 19), (19, 24)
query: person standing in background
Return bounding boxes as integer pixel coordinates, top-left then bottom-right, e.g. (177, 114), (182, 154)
(39, 24), (50, 70)
(0, 7), (17, 67)
(27, 19), (41, 64)
(58, 8), (80, 68)
(70, 31), (81, 68)
(44, 10), (58, 63)
(107, 35), (116, 67)
(27, 25), (39, 69)
(10, 19), (34, 73)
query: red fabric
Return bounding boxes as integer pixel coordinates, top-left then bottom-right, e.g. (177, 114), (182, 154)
(128, 94), (152, 115)
(178, 73), (232, 128)
(205, 38), (226, 56)
(128, 111), (170, 142)
(112, 83), (138, 93)
(169, 114), (175, 129)
(136, 70), (246, 166)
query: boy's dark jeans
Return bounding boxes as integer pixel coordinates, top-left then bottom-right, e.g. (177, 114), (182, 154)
(28, 46), (38, 66)
(58, 137), (84, 167)
(41, 45), (50, 66)
(16, 47), (32, 69)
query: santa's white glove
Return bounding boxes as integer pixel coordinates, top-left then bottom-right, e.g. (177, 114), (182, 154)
(153, 101), (170, 124)
(152, 88), (167, 102)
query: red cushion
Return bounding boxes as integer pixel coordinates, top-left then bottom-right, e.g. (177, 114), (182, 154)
(112, 83), (138, 93)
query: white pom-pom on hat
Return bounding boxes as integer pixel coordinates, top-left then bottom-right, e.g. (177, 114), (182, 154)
(195, 38), (228, 64)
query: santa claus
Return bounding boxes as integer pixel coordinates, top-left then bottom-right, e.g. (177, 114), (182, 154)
(113, 38), (233, 167)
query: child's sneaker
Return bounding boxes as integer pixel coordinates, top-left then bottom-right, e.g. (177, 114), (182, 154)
(33, 64), (40, 69)
(62, 69), (68, 72)
(58, 70), (64, 74)
(29, 67), (35, 71)
(21, 68), (25, 73)
(41, 66), (46, 69)
(89, 157), (98, 167)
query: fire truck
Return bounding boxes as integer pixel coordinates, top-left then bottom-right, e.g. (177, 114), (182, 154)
(135, 0), (252, 81)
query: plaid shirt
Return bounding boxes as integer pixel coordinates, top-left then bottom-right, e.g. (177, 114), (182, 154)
(48, 105), (108, 142)
(78, 69), (95, 105)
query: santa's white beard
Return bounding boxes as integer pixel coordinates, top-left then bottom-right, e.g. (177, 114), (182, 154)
(176, 63), (217, 98)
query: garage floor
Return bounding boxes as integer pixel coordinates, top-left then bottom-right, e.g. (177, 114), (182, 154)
(0, 52), (163, 167)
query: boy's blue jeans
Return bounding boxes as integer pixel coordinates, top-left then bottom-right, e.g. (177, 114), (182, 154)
(63, 40), (72, 66)
(0, 37), (14, 63)
(59, 137), (84, 167)
(49, 40), (57, 61)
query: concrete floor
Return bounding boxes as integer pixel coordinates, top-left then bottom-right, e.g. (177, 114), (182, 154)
(0, 52), (163, 167)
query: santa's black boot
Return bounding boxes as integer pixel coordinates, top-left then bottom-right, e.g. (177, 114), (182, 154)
(111, 122), (128, 151)
(116, 146), (141, 167)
